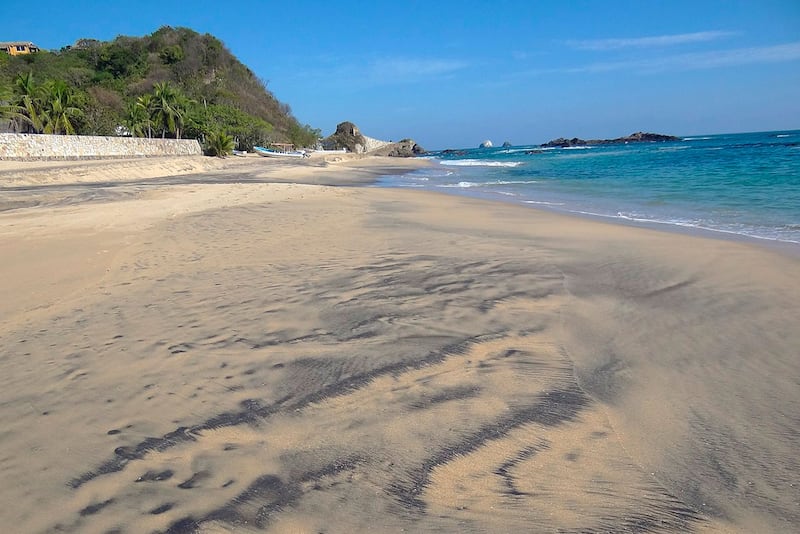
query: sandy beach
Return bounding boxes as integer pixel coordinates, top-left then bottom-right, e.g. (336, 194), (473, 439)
(1, 155), (798, 533)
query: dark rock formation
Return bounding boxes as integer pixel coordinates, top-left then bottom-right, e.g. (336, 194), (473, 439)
(479, 140), (493, 148)
(322, 121), (367, 153)
(371, 139), (427, 157)
(502, 141), (512, 148)
(615, 132), (681, 143)
(441, 149), (468, 156)
(541, 132), (681, 148)
(323, 122), (424, 157)
(541, 137), (586, 148)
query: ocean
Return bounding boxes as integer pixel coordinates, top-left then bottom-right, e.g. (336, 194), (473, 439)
(377, 130), (800, 245)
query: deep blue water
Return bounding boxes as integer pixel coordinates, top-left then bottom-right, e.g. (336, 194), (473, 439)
(377, 130), (800, 245)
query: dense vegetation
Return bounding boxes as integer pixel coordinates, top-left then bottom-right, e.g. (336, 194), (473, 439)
(0, 26), (320, 150)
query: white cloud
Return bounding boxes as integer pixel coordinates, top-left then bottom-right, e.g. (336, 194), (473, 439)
(566, 42), (800, 73)
(567, 31), (738, 51)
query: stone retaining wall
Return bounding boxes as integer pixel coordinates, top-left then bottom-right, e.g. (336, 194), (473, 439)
(0, 133), (202, 160)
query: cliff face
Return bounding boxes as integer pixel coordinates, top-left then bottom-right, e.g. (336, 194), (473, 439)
(541, 132), (681, 148)
(322, 122), (425, 157)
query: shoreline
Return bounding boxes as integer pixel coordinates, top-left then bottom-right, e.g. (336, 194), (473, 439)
(446, 185), (800, 258)
(375, 160), (800, 258)
(1, 156), (798, 532)
(4, 153), (797, 258)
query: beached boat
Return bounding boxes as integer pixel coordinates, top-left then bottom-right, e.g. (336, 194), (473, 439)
(253, 144), (309, 158)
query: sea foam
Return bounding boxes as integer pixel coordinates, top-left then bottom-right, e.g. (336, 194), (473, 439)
(439, 159), (524, 167)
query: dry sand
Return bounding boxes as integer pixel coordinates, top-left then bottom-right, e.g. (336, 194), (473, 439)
(0, 156), (798, 533)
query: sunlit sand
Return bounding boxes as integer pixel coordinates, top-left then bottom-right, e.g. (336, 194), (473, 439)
(1, 156), (798, 533)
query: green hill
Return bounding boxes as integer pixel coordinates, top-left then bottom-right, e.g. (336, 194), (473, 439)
(0, 26), (319, 149)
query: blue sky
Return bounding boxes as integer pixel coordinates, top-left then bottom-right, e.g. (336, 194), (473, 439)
(7, 0), (800, 148)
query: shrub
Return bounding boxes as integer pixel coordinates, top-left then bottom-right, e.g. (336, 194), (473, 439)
(205, 130), (234, 157)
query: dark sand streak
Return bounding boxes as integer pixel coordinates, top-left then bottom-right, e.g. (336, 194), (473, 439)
(387, 385), (590, 511)
(68, 332), (506, 489)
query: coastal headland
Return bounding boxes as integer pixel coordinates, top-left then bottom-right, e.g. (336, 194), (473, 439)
(1, 155), (798, 533)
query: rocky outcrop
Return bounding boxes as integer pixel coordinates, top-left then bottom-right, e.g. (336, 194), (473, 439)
(502, 141), (512, 148)
(541, 131), (681, 148)
(322, 122), (424, 157)
(479, 140), (493, 148)
(371, 139), (426, 157)
(322, 121), (367, 153)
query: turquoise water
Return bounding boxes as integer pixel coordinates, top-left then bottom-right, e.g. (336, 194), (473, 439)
(377, 131), (800, 245)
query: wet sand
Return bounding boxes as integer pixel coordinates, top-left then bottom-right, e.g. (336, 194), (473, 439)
(0, 157), (798, 533)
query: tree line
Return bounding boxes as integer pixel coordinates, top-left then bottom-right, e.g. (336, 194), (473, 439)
(2, 72), (192, 139)
(1, 70), (320, 157)
(2, 73), (83, 135)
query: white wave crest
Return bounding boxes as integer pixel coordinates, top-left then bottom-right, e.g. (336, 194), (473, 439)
(523, 200), (565, 206)
(657, 145), (690, 151)
(439, 179), (539, 188)
(439, 159), (524, 167)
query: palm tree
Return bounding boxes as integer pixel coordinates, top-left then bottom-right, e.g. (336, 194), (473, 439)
(11, 72), (43, 133)
(40, 80), (83, 135)
(135, 94), (154, 138)
(205, 130), (235, 157)
(122, 102), (150, 137)
(151, 82), (180, 138)
(173, 92), (194, 140)
(151, 82), (193, 139)
(0, 86), (29, 131)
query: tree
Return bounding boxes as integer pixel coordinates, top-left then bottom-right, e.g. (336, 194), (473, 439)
(135, 94), (154, 138)
(81, 86), (121, 135)
(159, 44), (184, 65)
(173, 92), (194, 139)
(184, 103), (272, 150)
(40, 80), (83, 134)
(288, 122), (322, 149)
(11, 72), (44, 133)
(150, 81), (192, 138)
(0, 85), (29, 131)
(151, 81), (177, 138)
(205, 130), (235, 157)
(123, 100), (148, 137)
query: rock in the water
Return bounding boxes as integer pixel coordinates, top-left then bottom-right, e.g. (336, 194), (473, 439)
(502, 141), (512, 148)
(541, 131), (681, 148)
(479, 140), (493, 148)
(541, 137), (586, 148)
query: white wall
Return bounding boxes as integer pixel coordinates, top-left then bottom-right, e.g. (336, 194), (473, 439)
(0, 133), (202, 160)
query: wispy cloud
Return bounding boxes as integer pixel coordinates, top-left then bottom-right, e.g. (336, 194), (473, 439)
(288, 56), (468, 88)
(367, 58), (468, 84)
(562, 42), (800, 73)
(567, 31), (738, 51)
